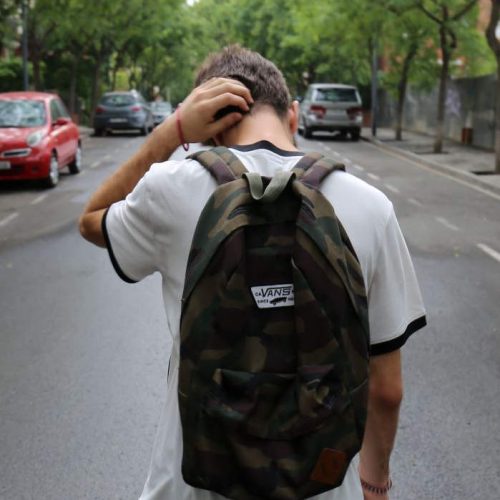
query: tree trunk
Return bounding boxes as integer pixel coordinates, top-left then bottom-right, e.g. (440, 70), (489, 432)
(111, 64), (118, 91)
(434, 25), (450, 154)
(89, 53), (103, 125)
(486, 0), (500, 173)
(69, 55), (79, 115)
(495, 64), (500, 174)
(395, 45), (417, 141)
(31, 42), (42, 90)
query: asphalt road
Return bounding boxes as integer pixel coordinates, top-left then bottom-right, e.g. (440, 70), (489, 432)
(0, 131), (499, 500)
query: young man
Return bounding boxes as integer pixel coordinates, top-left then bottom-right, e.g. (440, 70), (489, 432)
(80, 46), (426, 500)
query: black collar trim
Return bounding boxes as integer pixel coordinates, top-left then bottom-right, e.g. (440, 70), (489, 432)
(230, 140), (304, 157)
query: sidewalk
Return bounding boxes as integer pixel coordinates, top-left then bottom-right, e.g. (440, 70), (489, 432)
(79, 126), (93, 140)
(362, 127), (500, 197)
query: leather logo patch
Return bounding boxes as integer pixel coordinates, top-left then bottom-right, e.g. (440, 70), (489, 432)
(310, 448), (348, 485)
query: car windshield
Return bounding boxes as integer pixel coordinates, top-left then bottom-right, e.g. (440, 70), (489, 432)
(101, 94), (136, 107)
(0, 99), (47, 127)
(315, 88), (358, 103)
(151, 102), (172, 113)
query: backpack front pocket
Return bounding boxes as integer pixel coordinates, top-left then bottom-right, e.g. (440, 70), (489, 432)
(204, 366), (350, 440)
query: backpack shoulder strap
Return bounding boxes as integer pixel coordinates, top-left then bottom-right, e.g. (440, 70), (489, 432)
(292, 152), (345, 189)
(188, 146), (248, 185)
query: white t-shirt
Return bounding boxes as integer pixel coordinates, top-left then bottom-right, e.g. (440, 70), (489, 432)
(103, 141), (426, 500)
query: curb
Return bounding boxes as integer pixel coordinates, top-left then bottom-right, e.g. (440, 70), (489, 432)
(362, 135), (500, 198)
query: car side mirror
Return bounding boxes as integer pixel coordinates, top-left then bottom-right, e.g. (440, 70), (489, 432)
(53, 117), (71, 127)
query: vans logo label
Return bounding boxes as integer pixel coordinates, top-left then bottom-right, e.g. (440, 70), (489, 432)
(251, 284), (295, 309)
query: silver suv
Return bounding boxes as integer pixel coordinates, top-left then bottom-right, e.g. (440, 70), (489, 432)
(298, 84), (363, 141)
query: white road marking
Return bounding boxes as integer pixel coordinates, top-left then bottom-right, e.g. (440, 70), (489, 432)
(408, 197), (423, 207)
(90, 161), (100, 169)
(341, 157), (351, 164)
(30, 193), (48, 205)
(384, 183), (400, 194)
(333, 151), (341, 157)
(477, 243), (500, 263)
(352, 164), (364, 171)
(102, 155), (111, 162)
(79, 171), (87, 177)
(435, 216), (459, 232)
(0, 212), (19, 227)
(367, 173), (380, 181)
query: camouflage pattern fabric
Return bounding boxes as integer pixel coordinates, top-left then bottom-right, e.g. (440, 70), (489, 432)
(179, 147), (369, 499)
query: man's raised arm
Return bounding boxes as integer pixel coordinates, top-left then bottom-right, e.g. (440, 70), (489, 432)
(79, 78), (253, 247)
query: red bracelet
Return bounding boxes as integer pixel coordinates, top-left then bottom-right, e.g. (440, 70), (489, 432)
(360, 477), (393, 495)
(175, 106), (189, 151)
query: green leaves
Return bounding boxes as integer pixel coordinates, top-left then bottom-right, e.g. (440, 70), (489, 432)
(0, 0), (489, 127)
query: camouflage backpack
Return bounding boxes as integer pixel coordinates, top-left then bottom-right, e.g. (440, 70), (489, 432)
(179, 146), (370, 500)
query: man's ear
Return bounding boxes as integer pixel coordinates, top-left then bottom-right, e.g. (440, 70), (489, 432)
(288, 100), (300, 135)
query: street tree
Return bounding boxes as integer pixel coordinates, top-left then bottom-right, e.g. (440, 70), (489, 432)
(382, 3), (438, 140)
(486, 0), (500, 174)
(415, 0), (478, 153)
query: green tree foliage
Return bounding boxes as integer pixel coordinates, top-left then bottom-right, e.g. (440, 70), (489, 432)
(0, 0), (489, 133)
(0, 0), (21, 54)
(0, 57), (28, 92)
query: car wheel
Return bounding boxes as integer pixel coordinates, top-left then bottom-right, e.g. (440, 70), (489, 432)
(68, 145), (82, 174)
(94, 128), (104, 137)
(44, 153), (60, 188)
(351, 128), (361, 141)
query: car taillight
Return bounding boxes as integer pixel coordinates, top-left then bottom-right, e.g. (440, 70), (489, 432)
(131, 105), (141, 112)
(310, 105), (326, 119)
(95, 106), (104, 114)
(347, 107), (363, 119)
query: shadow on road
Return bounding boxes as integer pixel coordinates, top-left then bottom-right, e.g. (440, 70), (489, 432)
(93, 130), (146, 138)
(302, 131), (360, 143)
(0, 172), (72, 194)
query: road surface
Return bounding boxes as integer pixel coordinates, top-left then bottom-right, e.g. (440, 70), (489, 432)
(1, 131), (499, 499)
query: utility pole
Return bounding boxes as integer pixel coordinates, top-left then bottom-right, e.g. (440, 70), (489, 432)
(371, 37), (378, 137)
(22, 0), (29, 90)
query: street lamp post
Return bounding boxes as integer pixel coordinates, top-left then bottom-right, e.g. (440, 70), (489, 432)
(22, 0), (29, 90)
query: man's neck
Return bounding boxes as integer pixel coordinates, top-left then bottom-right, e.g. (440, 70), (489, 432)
(221, 107), (297, 152)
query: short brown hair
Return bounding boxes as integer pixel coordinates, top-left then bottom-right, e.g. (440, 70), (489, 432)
(195, 45), (291, 118)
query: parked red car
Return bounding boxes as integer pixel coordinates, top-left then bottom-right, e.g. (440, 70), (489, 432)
(0, 91), (81, 188)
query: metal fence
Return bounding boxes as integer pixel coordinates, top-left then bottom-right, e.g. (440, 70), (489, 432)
(379, 73), (496, 150)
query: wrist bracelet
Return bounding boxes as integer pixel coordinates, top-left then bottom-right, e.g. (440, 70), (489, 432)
(360, 477), (393, 495)
(175, 107), (189, 151)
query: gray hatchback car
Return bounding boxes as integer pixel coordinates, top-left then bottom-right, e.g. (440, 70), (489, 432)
(93, 91), (154, 136)
(298, 84), (363, 141)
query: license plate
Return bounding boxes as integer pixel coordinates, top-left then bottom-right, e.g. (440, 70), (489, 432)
(0, 161), (11, 170)
(110, 118), (127, 123)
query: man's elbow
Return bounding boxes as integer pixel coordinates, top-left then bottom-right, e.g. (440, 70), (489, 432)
(369, 378), (403, 410)
(79, 212), (106, 247)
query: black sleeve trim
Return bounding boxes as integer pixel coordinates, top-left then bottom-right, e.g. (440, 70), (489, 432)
(102, 208), (138, 284)
(370, 315), (427, 356)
